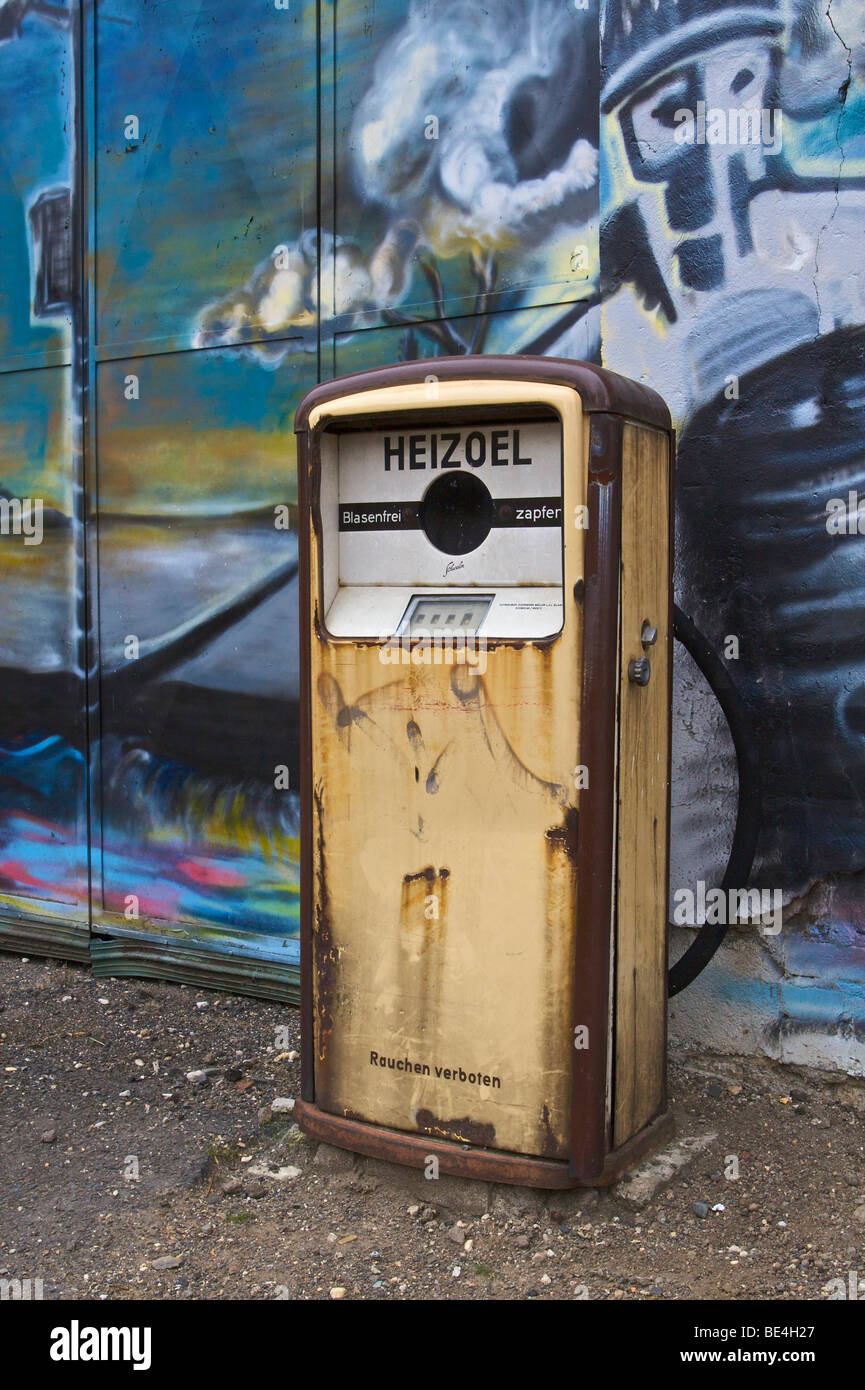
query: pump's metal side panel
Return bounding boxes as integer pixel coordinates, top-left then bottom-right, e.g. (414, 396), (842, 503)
(613, 423), (671, 1146)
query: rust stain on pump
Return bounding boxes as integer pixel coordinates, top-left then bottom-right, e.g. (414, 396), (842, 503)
(545, 805), (579, 868)
(416, 1109), (497, 1148)
(539, 1103), (559, 1159)
(400, 866), (449, 950)
(311, 785), (338, 1076)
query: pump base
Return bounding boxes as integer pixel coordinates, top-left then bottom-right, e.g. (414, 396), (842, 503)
(295, 1099), (673, 1189)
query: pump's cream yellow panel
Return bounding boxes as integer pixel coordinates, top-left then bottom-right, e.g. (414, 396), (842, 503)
(307, 382), (584, 1158)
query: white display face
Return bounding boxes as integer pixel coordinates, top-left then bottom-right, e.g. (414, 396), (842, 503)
(399, 593), (493, 638)
(321, 415), (564, 639)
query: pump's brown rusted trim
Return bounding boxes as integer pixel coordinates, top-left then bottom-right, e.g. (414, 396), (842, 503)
(570, 413), (624, 1182)
(294, 355), (671, 434)
(298, 430), (315, 1104)
(661, 429), (677, 1114)
(295, 1099), (674, 1188)
(296, 1100), (575, 1187)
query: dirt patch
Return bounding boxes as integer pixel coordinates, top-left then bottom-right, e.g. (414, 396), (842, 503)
(1, 954), (863, 1300)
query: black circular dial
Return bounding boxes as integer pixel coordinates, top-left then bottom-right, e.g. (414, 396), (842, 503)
(420, 471), (494, 556)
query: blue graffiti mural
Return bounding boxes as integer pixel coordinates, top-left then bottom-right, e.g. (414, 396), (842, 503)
(598, 0), (865, 893)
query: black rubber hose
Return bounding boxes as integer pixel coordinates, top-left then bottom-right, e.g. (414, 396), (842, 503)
(667, 605), (762, 997)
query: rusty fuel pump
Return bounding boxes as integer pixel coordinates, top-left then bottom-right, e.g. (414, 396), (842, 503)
(293, 355), (759, 1188)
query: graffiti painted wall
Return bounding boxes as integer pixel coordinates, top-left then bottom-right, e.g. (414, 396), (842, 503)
(1, 0), (863, 1065)
(0, 0), (87, 955)
(599, 0), (865, 1070)
(0, 0), (318, 979)
(88, 0), (319, 976)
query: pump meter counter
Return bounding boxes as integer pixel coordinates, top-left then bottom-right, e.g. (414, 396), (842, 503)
(398, 595), (493, 638)
(295, 355), (675, 1188)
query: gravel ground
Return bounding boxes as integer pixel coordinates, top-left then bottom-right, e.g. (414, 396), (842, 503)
(1, 953), (864, 1302)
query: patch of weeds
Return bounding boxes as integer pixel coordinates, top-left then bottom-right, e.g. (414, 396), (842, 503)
(207, 1142), (240, 1166)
